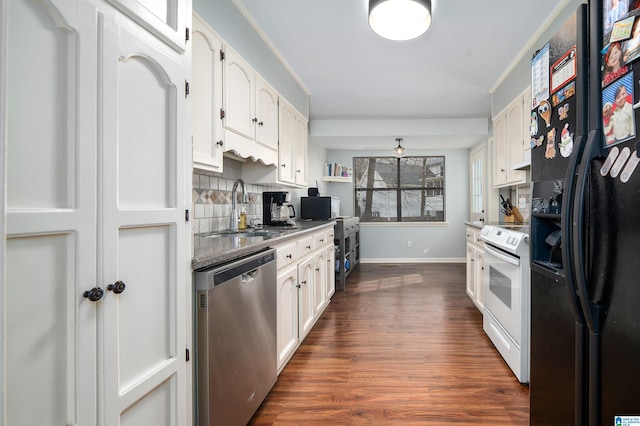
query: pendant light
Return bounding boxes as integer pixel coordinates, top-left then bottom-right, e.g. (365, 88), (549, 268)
(393, 138), (406, 157)
(369, 0), (432, 41)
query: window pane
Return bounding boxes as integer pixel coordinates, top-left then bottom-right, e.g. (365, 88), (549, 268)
(399, 157), (444, 189)
(355, 189), (398, 221)
(354, 157), (397, 189)
(400, 189), (444, 221)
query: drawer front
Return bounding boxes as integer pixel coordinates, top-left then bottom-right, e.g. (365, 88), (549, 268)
(297, 235), (315, 258)
(276, 241), (297, 270)
(314, 231), (327, 248)
(466, 227), (477, 244)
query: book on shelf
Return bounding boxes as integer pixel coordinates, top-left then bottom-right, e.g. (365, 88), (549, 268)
(326, 163), (352, 178)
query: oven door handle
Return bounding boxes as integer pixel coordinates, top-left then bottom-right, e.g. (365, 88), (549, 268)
(484, 244), (520, 266)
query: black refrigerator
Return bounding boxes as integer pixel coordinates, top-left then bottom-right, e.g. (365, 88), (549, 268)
(530, 1), (640, 425)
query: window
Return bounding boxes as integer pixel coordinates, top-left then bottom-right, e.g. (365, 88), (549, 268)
(470, 143), (485, 222)
(354, 156), (445, 222)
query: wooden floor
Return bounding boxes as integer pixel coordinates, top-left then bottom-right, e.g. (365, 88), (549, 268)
(250, 263), (530, 425)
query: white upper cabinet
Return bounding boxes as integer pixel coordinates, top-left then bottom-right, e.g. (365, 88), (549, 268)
(222, 46), (278, 165)
(192, 16), (223, 172)
(256, 75), (279, 151)
(493, 87), (529, 188)
(106, 0), (188, 53)
(278, 97), (308, 186)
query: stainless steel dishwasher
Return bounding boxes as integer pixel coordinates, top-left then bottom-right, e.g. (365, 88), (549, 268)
(195, 248), (277, 426)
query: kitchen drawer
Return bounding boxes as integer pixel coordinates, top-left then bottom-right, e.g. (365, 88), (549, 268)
(297, 235), (314, 258)
(466, 227), (477, 244)
(314, 231), (328, 248)
(466, 226), (484, 246)
(275, 241), (297, 270)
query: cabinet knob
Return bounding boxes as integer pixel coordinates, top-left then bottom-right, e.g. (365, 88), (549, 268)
(259, 121), (264, 126)
(306, 245), (311, 249)
(281, 163), (286, 168)
(252, 117), (258, 123)
(107, 280), (126, 294)
(83, 287), (104, 302)
(216, 140), (223, 147)
(301, 280), (307, 285)
(296, 169), (301, 173)
(315, 267), (320, 271)
(286, 254), (292, 259)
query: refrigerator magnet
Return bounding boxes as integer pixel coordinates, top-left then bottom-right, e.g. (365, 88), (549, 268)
(545, 128), (557, 159)
(558, 103), (570, 120)
(559, 123), (574, 158)
(538, 100), (552, 127)
(602, 72), (636, 146)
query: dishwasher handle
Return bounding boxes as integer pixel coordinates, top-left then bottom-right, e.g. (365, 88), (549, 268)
(242, 270), (260, 283)
(195, 249), (276, 290)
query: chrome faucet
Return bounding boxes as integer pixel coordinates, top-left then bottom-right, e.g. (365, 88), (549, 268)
(230, 179), (248, 232)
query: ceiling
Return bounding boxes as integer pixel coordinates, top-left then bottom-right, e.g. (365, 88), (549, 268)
(236, 0), (566, 151)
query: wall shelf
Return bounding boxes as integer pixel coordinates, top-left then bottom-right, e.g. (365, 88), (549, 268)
(322, 176), (352, 183)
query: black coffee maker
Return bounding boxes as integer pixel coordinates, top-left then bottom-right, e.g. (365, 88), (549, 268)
(263, 191), (295, 226)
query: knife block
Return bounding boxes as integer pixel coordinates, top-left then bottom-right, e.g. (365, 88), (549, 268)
(504, 206), (524, 223)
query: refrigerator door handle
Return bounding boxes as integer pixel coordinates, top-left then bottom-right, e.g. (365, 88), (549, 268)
(562, 133), (587, 324)
(572, 129), (605, 334)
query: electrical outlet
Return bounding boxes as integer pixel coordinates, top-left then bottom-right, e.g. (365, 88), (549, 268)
(407, 240), (412, 248)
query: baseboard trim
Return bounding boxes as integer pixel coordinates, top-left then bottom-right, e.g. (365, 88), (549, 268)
(360, 258), (465, 264)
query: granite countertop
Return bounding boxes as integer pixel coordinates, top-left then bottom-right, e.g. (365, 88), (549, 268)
(464, 221), (530, 235)
(192, 220), (336, 270)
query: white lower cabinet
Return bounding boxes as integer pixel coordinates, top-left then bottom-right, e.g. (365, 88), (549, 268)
(275, 225), (335, 372)
(465, 226), (485, 311)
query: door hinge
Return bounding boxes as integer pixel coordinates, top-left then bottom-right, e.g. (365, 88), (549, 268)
(220, 109), (225, 119)
(185, 80), (190, 97)
(185, 27), (190, 42)
(186, 348), (190, 362)
(220, 50), (225, 61)
(185, 209), (190, 222)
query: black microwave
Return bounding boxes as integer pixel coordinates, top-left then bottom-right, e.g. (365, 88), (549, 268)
(300, 196), (340, 220)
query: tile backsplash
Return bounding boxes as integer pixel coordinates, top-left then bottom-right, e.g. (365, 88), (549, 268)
(192, 160), (279, 234)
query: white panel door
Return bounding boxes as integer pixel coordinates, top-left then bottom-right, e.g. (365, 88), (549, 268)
(223, 48), (255, 140)
(294, 113), (308, 186)
(276, 266), (299, 371)
(256, 76), (279, 150)
(5, 1), (98, 425)
(297, 256), (315, 340)
(192, 16), (223, 172)
(100, 15), (188, 426)
(325, 245), (336, 300)
(278, 99), (296, 184)
(313, 250), (327, 315)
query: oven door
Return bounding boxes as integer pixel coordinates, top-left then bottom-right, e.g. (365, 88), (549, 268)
(482, 243), (522, 346)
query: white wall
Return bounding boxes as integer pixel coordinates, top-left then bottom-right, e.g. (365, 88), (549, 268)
(324, 148), (469, 262)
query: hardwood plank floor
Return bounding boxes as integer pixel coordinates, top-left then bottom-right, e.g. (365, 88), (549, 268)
(250, 263), (529, 425)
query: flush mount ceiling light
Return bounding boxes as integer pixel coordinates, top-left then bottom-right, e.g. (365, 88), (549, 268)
(369, 0), (432, 41)
(393, 138), (406, 157)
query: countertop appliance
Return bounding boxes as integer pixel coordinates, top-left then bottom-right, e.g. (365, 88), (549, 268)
(300, 196), (340, 220)
(530, 4), (640, 424)
(478, 225), (530, 383)
(195, 249), (277, 426)
(263, 191), (295, 226)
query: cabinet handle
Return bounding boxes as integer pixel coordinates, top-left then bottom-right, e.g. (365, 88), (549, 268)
(107, 280), (126, 294)
(83, 287), (104, 302)
(315, 267), (320, 271)
(501, 168), (505, 172)
(320, 238), (324, 242)
(216, 140), (223, 147)
(281, 163), (286, 168)
(296, 169), (301, 173)
(252, 117), (258, 123)
(306, 245), (311, 249)
(286, 254), (292, 259)
(259, 121), (264, 126)
(301, 280), (307, 285)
